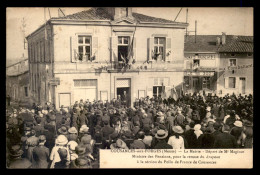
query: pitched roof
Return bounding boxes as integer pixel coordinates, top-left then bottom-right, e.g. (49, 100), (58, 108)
(53, 8), (183, 24)
(218, 36), (253, 53)
(184, 35), (253, 53)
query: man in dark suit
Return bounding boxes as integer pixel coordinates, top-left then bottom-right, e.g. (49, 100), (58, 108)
(184, 121), (199, 148)
(153, 130), (172, 149)
(213, 125), (237, 148)
(32, 135), (50, 168)
(8, 145), (32, 169)
(101, 120), (115, 149)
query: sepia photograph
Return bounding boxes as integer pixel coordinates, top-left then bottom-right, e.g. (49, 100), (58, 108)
(6, 7), (253, 169)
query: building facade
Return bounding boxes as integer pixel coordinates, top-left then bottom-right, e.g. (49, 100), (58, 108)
(217, 35), (253, 96)
(184, 35), (220, 95)
(184, 34), (253, 96)
(6, 59), (30, 104)
(26, 7), (188, 108)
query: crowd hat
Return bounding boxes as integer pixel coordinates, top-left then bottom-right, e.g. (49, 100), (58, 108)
(206, 106), (211, 112)
(155, 129), (168, 139)
(172, 126), (184, 134)
(123, 130), (133, 138)
(38, 135), (46, 142)
(110, 139), (128, 149)
(79, 125), (89, 133)
(156, 111), (164, 116)
(68, 141), (78, 151)
(55, 135), (68, 145)
(75, 146), (86, 156)
(81, 135), (92, 145)
(234, 121), (243, 127)
(68, 127), (78, 134)
(9, 145), (24, 157)
(75, 158), (88, 167)
(58, 126), (68, 135)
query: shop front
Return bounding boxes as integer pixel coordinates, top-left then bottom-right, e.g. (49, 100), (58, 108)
(184, 71), (216, 94)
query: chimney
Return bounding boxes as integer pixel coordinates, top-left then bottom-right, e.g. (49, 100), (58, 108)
(222, 32), (226, 45)
(216, 37), (220, 46)
(127, 7), (133, 18)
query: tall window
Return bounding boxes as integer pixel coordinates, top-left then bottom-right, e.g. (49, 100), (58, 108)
(118, 36), (129, 62)
(153, 37), (166, 61)
(229, 77), (236, 88)
(153, 86), (163, 98)
(78, 36), (92, 61)
(229, 59), (236, 66)
(202, 77), (210, 89)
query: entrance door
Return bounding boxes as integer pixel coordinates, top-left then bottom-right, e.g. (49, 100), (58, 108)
(193, 77), (200, 93)
(116, 78), (131, 107)
(239, 77), (246, 94)
(117, 87), (130, 107)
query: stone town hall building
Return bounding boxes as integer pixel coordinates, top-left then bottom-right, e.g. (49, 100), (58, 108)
(26, 7), (188, 108)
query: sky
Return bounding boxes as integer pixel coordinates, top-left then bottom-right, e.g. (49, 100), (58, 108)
(6, 7), (253, 63)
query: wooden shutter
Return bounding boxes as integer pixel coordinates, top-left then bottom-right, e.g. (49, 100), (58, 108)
(235, 77), (239, 89)
(111, 36), (118, 62)
(148, 37), (154, 61)
(92, 37), (98, 61)
(133, 37), (136, 61)
(166, 37), (172, 61)
(224, 77), (228, 88)
(70, 35), (78, 62)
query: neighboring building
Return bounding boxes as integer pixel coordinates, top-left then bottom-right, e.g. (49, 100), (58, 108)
(184, 33), (253, 96)
(6, 58), (30, 104)
(217, 35), (253, 96)
(26, 7), (188, 108)
(184, 35), (220, 94)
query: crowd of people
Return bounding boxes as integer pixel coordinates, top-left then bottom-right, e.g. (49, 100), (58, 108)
(6, 93), (253, 168)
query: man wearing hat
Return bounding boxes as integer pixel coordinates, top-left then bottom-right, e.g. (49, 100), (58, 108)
(153, 130), (172, 149)
(32, 135), (50, 168)
(8, 145), (32, 169)
(130, 131), (146, 149)
(50, 135), (70, 168)
(34, 117), (45, 137)
(230, 121), (244, 147)
(25, 129), (39, 164)
(168, 126), (185, 149)
(58, 126), (69, 138)
(67, 127), (79, 142)
(184, 121), (199, 149)
(174, 109), (185, 126)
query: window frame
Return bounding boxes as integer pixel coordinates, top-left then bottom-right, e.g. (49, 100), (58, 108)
(77, 35), (92, 62)
(229, 58), (237, 67)
(153, 37), (166, 61)
(117, 36), (130, 62)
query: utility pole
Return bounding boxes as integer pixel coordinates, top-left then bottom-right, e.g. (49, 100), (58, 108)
(195, 20), (197, 43)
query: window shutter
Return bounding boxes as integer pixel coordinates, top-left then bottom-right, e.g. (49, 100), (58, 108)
(148, 37), (154, 61)
(111, 37), (118, 62)
(92, 37), (98, 61)
(133, 37), (136, 61)
(166, 37), (172, 61)
(235, 77), (239, 89)
(70, 35), (78, 62)
(224, 77), (228, 88)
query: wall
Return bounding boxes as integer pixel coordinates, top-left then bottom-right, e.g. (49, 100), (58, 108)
(217, 53), (253, 96)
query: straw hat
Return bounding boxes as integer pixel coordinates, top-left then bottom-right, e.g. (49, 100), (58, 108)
(79, 125), (89, 133)
(172, 126), (184, 134)
(68, 127), (78, 134)
(155, 129), (168, 139)
(234, 121), (243, 127)
(55, 135), (68, 145)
